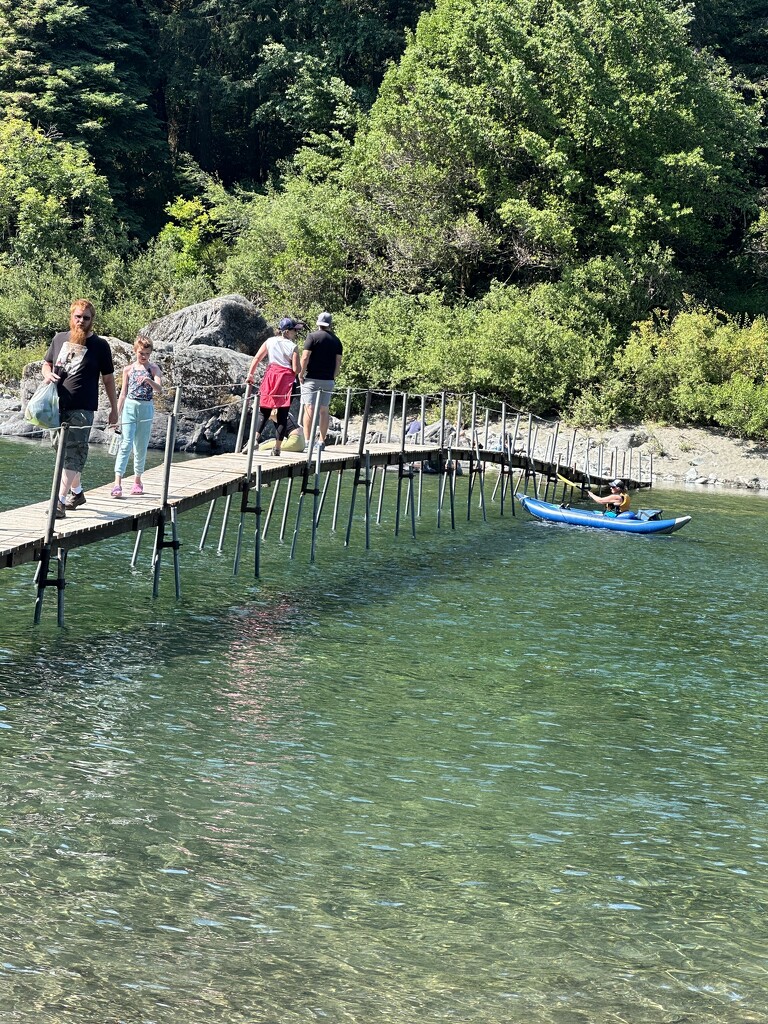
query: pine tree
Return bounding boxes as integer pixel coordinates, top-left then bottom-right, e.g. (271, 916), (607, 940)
(0, 0), (170, 233)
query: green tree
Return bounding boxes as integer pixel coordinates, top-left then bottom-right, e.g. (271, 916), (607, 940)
(0, 116), (118, 265)
(346, 0), (762, 301)
(689, 0), (768, 89)
(142, 0), (427, 184)
(0, 0), (170, 232)
(616, 308), (768, 435)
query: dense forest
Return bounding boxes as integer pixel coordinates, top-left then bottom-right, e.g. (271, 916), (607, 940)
(1, 0), (768, 434)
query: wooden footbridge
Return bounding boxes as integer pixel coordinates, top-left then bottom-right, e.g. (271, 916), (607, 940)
(1, 387), (653, 624)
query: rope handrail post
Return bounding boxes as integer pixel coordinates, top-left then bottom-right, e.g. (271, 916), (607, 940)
(160, 386), (181, 508)
(417, 394), (426, 519)
(529, 421), (540, 498)
(331, 386), (354, 530)
(341, 387), (352, 444)
(448, 447), (456, 530)
(409, 464), (417, 538)
(344, 462), (361, 547)
(253, 466), (262, 578)
(200, 381), (252, 551)
(33, 421), (70, 624)
(233, 389), (260, 574)
(475, 433), (487, 522)
(357, 391), (372, 458)
(568, 428), (578, 470)
(279, 477), (294, 542)
(466, 443), (474, 521)
(544, 422), (560, 503)
(471, 392), (477, 444)
(582, 437), (592, 495)
(289, 465), (309, 560)
(385, 390), (396, 442)
(315, 470), (332, 528)
(400, 391), (408, 456)
(508, 434), (520, 515)
(511, 412), (521, 460)
(331, 467), (344, 532)
(542, 433), (553, 501)
(364, 451), (371, 549)
(395, 456), (405, 537)
(263, 477), (281, 539)
(483, 408), (490, 450)
(310, 446), (322, 563)
(153, 386), (181, 598)
(374, 391), (397, 524)
(437, 450), (445, 528)
(455, 399), (463, 449)
(439, 392), (446, 450)
(305, 399), (322, 464)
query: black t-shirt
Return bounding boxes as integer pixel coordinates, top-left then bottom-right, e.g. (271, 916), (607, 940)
(44, 331), (114, 412)
(303, 329), (342, 381)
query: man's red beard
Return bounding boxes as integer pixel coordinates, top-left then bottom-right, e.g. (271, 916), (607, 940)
(69, 323), (88, 345)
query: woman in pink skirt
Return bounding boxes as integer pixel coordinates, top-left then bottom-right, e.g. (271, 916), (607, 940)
(246, 317), (302, 455)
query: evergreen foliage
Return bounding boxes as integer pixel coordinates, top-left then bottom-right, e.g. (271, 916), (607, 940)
(1, 0), (768, 438)
(0, 0), (170, 231)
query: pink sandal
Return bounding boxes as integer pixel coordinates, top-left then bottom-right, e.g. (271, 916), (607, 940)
(111, 485), (123, 498)
(131, 481), (144, 496)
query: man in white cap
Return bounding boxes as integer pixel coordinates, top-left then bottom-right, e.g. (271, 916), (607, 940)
(299, 311), (343, 448)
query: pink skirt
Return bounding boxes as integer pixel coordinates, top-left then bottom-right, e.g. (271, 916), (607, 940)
(260, 363), (295, 407)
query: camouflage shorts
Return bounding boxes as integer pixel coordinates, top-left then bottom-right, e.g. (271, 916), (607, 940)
(52, 409), (94, 473)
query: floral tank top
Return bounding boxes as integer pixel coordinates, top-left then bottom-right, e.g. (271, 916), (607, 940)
(126, 363), (156, 402)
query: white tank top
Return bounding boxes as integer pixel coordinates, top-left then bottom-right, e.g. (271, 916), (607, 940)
(265, 335), (296, 369)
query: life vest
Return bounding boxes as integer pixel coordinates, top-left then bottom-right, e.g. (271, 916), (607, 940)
(605, 490), (631, 516)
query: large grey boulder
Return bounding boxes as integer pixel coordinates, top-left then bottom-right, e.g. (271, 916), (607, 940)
(167, 344), (253, 452)
(143, 294), (270, 355)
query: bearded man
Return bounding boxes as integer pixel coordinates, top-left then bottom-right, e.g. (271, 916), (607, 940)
(42, 299), (118, 519)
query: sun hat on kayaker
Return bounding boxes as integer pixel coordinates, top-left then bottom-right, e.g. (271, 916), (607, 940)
(610, 479), (623, 488)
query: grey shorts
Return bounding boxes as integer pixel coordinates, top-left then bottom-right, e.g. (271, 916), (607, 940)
(53, 409), (94, 472)
(300, 378), (335, 408)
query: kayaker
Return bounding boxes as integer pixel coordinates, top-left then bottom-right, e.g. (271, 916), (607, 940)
(588, 479), (631, 516)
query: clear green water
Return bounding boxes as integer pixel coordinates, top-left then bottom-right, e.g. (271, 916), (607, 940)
(1, 437), (767, 1024)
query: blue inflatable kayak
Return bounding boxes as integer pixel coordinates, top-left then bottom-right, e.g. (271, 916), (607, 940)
(517, 494), (691, 535)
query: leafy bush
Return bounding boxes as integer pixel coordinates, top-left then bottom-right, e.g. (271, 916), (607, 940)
(617, 308), (768, 435)
(0, 338), (46, 385)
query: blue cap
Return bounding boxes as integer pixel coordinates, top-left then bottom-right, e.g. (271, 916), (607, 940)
(610, 479), (623, 488)
(279, 317), (298, 330)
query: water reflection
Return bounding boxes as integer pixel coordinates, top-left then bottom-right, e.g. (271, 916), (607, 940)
(1, 439), (767, 1022)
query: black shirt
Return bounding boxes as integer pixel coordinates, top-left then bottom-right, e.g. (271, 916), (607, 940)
(303, 329), (342, 381)
(44, 332), (114, 412)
